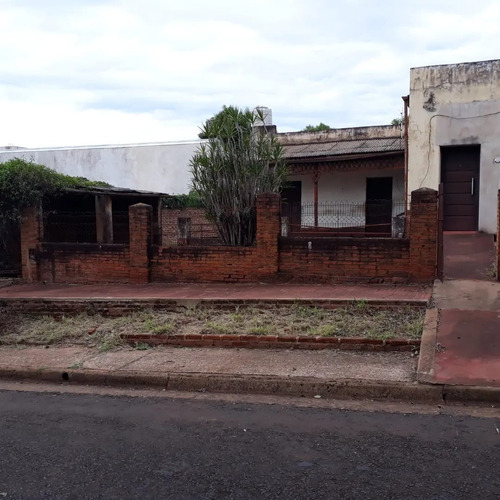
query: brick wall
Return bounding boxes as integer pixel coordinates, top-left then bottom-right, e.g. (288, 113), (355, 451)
(21, 191), (438, 284)
(408, 188), (438, 281)
(150, 194), (281, 283)
(279, 237), (410, 282)
(36, 244), (131, 284)
(278, 188), (438, 283)
(162, 207), (218, 246)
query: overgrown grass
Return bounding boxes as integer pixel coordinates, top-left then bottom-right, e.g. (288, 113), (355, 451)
(0, 303), (426, 350)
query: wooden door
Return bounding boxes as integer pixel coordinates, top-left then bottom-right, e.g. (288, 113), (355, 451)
(441, 146), (480, 231)
(366, 177), (393, 234)
(281, 181), (302, 232)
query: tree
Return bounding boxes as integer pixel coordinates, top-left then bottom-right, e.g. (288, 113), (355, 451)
(190, 106), (287, 246)
(302, 122), (331, 132)
(0, 158), (108, 266)
(391, 117), (403, 126)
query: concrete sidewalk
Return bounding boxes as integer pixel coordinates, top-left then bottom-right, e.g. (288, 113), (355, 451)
(418, 279), (500, 388)
(1, 344), (498, 404)
(0, 282), (431, 303)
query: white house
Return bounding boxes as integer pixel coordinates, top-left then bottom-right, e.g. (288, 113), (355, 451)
(407, 59), (500, 234)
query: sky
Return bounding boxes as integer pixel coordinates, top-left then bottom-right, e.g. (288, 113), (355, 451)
(1, 0), (499, 148)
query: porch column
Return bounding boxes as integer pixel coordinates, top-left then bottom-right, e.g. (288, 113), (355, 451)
(95, 195), (113, 244)
(313, 168), (320, 228)
(20, 206), (43, 283)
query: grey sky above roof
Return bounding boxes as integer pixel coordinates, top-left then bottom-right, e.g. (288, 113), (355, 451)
(1, 0), (498, 148)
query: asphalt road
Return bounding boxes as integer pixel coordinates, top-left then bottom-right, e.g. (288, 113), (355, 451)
(0, 388), (499, 500)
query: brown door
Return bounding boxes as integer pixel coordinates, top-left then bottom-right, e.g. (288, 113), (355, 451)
(366, 177), (393, 234)
(441, 146), (480, 231)
(281, 181), (302, 232)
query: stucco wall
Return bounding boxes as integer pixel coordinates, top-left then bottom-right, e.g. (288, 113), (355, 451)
(408, 59), (500, 233)
(0, 141), (202, 195)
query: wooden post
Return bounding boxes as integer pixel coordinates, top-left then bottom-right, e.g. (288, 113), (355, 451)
(95, 195), (113, 244)
(313, 168), (319, 228)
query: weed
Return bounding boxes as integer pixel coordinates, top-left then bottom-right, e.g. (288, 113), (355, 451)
(151, 323), (176, 335)
(134, 342), (151, 350)
(247, 325), (271, 335)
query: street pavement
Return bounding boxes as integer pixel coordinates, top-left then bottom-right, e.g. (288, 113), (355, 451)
(0, 389), (499, 500)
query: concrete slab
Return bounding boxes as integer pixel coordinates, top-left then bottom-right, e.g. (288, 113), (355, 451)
(443, 232), (495, 281)
(433, 279), (500, 311)
(434, 309), (500, 387)
(0, 346), (91, 369)
(0, 282), (431, 303)
(113, 347), (417, 382)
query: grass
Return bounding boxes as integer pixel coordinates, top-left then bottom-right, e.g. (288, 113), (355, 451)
(0, 302), (426, 350)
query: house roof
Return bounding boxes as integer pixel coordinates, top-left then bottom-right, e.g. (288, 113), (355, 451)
(65, 186), (168, 197)
(282, 136), (404, 161)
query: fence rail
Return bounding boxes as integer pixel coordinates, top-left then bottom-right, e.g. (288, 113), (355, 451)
(281, 199), (406, 237)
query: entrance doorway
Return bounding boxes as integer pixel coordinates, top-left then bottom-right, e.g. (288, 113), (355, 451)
(440, 146), (480, 231)
(366, 177), (392, 234)
(281, 181), (302, 232)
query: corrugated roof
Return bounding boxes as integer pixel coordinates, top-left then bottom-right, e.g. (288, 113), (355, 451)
(65, 186), (168, 197)
(282, 136), (404, 160)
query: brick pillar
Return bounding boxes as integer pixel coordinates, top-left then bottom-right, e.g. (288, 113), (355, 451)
(409, 188), (438, 282)
(129, 203), (152, 284)
(20, 206), (43, 282)
(256, 193), (281, 275)
(496, 190), (500, 281)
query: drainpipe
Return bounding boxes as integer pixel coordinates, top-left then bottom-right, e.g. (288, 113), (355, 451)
(402, 95), (410, 218)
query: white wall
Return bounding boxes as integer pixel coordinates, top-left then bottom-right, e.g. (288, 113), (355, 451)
(287, 169), (405, 228)
(0, 141), (202, 194)
(408, 60), (500, 233)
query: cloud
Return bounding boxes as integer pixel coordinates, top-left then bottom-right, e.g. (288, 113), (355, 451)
(0, 0), (499, 147)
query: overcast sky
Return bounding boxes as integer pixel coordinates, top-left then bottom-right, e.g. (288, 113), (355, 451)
(1, 0), (499, 148)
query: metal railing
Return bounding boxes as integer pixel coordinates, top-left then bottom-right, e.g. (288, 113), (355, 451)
(281, 200), (406, 237)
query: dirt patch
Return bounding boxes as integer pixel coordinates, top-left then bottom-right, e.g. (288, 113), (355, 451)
(0, 303), (425, 351)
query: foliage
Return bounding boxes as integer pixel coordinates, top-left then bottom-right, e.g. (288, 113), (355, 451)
(302, 122), (331, 132)
(0, 158), (109, 264)
(162, 190), (204, 209)
(391, 117), (404, 126)
(0, 158), (108, 221)
(190, 106), (287, 246)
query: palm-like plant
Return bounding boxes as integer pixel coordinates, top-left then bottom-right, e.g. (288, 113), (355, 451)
(190, 106), (287, 246)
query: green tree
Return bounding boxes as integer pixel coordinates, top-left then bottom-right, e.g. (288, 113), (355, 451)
(190, 106), (287, 246)
(0, 158), (108, 260)
(391, 117), (403, 126)
(302, 122), (331, 132)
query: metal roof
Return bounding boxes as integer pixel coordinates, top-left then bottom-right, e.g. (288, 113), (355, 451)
(65, 186), (168, 197)
(282, 136), (404, 160)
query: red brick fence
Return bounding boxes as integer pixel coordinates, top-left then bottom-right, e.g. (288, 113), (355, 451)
(21, 189), (439, 284)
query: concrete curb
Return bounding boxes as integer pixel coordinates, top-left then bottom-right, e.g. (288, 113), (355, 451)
(1, 366), (499, 404)
(417, 308), (439, 383)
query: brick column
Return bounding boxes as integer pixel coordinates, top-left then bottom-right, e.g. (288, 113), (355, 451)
(20, 206), (43, 282)
(409, 188), (438, 282)
(129, 203), (152, 284)
(256, 193), (281, 275)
